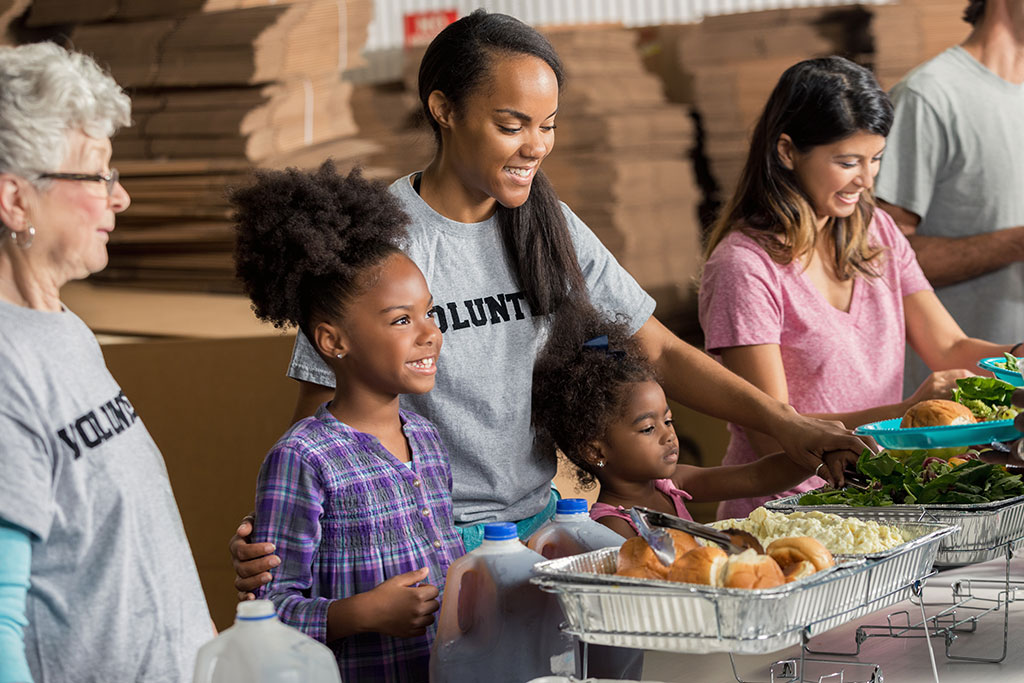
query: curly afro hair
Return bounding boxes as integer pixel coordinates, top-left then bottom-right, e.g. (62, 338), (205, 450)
(531, 306), (658, 490)
(231, 161), (409, 340)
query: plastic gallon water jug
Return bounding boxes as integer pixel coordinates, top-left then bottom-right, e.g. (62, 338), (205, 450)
(193, 600), (341, 683)
(527, 499), (641, 680)
(429, 522), (574, 682)
(527, 498), (625, 559)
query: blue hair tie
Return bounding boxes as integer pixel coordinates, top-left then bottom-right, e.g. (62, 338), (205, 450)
(582, 335), (625, 359)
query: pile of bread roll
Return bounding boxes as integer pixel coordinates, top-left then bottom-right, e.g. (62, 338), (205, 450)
(615, 530), (835, 590)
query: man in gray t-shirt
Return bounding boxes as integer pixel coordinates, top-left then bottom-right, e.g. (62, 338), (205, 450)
(874, 0), (1024, 390)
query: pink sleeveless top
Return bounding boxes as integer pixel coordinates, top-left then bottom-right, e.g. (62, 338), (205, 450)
(589, 479), (694, 533)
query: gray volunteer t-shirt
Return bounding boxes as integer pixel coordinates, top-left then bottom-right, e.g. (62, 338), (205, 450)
(875, 46), (1024, 389)
(288, 173), (656, 524)
(0, 302), (213, 682)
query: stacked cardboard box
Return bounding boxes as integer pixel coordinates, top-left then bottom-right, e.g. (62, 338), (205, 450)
(663, 7), (870, 206)
(93, 138), (381, 292)
(116, 77), (358, 161)
(871, 0), (970, 89)
(543, 27), (703, 323)
(41, 0), (374, 160)
(20, 0), (376, 291)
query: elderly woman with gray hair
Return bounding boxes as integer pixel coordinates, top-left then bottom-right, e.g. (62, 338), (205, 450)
(0, 43), (213, 681)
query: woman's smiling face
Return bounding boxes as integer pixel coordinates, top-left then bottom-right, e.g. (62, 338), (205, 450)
(444, 53), (559, 210)
(780, 129), (885, 226)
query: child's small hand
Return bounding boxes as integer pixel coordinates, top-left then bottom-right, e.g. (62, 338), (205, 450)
(364, 567), (440, 638)
(819, 450), (859, 487)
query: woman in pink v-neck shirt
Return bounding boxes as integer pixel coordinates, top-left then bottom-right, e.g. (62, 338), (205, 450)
(699, 57), (1016, 520)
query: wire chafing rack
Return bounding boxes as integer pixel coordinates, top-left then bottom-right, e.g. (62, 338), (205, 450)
(765, 494), (1024, 663)
(531, 523), (954, 682)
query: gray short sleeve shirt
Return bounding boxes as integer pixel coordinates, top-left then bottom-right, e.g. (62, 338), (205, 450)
(0, 302), (213, 682)
(288, 174), (656, 523)
(874, 47), (1024, 386)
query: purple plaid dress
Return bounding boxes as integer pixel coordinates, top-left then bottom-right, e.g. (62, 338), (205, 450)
(253, 405), (465, 682)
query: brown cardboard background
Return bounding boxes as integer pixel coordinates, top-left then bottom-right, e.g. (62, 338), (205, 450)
(100, 333), (297, 630)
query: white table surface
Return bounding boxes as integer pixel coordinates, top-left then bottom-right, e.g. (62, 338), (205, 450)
(639, 554), (1024, 683)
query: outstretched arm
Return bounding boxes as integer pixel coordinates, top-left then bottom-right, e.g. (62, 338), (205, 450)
(673, 449), (857, 504)
(880, 201), (1024, 289)
(633, 316), (872, 475)
(903, 289), (1017, 370)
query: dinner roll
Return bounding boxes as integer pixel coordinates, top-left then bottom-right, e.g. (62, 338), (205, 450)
(616, 537), (670, 580)
(667, 546), (728, 586)
(722, 549), (785, 590)
(767, 536), (835, 573)
(781, 560), (816, 583)
(666, 528), (699, 556)
(616, 565), (667, 581)
(900, 399), (976, 428)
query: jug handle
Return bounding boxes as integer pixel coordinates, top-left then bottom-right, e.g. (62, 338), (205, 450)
(456, 568), (479, 634)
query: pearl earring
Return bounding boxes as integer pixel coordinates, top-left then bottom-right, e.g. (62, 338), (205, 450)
(336, 352), (345, 359)
(10, 223), (34, 250)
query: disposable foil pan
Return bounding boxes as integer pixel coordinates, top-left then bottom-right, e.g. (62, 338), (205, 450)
(531, 523), (955, 655)
(765, 493), (1024, 566)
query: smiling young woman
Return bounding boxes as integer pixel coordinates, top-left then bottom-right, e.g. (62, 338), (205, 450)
(699, 56), (1019, 521)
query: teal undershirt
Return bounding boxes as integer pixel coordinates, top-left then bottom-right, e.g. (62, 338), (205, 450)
(0, 521), (32, 683)
(455, 487), (560, 552)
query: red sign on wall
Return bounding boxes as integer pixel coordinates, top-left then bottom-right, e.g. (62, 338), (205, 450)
(404, 10), (458, 48)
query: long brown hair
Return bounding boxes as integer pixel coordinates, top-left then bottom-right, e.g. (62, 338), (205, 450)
(703, 57), (893, 281)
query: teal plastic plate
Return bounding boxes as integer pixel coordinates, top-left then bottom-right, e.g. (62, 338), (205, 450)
(855, 417), (1020, 449)
(977, 357), (1024, 387)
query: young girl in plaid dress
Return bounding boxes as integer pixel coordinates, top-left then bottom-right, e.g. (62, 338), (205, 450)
(232, 162), (464, 682)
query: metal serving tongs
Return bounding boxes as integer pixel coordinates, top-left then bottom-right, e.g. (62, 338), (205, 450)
(841, 467), (873, 490)
(629, 507), (745, 563)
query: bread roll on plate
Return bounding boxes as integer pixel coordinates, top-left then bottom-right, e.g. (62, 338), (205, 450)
(667, 546), (728, 586)
(900, 399), (976, 428)
(723, 549), (785, 589)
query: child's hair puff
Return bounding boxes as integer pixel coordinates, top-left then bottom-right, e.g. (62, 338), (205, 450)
(231, 161), (409, 339)
(532, 307), (658, 489)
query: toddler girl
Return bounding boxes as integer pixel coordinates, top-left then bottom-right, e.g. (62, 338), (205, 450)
(532, 309), (855, 538)
(232, 161), (464, 682)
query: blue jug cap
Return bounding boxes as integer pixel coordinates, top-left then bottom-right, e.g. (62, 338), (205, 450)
(483, 522), (518, 541)
(555, 498), (588, 515)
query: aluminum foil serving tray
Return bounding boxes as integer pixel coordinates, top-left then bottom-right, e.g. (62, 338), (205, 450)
(765, 493), (1024, 566)
(531, 523), (954, 655)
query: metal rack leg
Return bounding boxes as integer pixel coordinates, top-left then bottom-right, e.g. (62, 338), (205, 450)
(824, 543), (1020, 664)
(729, 631), (884, 683)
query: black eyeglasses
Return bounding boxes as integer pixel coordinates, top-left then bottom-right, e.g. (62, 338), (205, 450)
(37, 168), (119, 197)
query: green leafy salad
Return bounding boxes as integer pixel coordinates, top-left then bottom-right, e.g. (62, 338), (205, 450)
(798, 449), (1024, 507)
(994, 353), (1021, 373)
(951, 376), (1021, 422)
